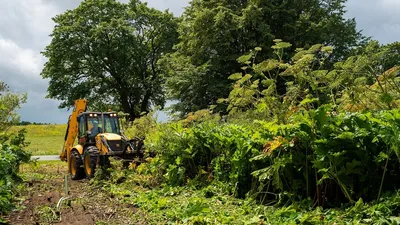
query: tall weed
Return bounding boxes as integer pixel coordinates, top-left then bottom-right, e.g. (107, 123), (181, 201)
(147, 106), (400, 206)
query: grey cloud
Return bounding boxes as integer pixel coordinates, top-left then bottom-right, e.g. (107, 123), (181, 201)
(144, 0), (188, 15)
(346, 0), (400, 44)
(0, 0), (60, 50)
(18, 92), (71, 124)
(0, 68), (47, 95)
(0, 0), (189, 124)
(42, 0), (82, 11)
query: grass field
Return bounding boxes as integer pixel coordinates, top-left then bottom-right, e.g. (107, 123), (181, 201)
(10, 124), (67, 155)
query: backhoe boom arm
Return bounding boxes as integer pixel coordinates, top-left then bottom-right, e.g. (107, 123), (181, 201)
(60, 99), (87, 161)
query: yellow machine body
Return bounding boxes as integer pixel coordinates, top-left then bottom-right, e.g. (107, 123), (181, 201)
(60, 99), (144, 179)
(60, 99), (87, 173)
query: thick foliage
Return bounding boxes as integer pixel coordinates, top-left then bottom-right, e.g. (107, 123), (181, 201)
(0, 80), (30, 217)
(220, 40), (334, 123)
(148, 122), (262, 197)
(219, 40), (400, 124)
(334, 41), (400, 111)
(121, 111), (158, 140)
(147, 107), (400, 206)
(164, 0), (365, 117)
(42, 0), (178, 120)
(252, 106), (400, 206)
(0, 130), (31, 214)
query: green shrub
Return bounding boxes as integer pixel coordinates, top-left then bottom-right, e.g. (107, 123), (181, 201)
(251, 106), (400, 206)
(146, 106), (400, 206)
(0, 130), (31, 214)
(122, 111), (158, 140)
(147, 121), (263, 197)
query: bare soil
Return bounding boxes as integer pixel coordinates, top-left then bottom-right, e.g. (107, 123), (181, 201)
(4, 162), (141, 225)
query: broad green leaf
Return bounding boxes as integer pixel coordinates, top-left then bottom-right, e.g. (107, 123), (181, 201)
(250, 79), (260, 89)
(337, 132), (355, 140)
(254, 59), (279, 73)
(272, 42), (292, 50)
(261, 79), (274, 87)
(299, 97), (319, 106)
(261, 84), (276, 96)
(309, 44), (323, 52)
(216, 98), (226, 104)
(321, 46), (333, 53)
(354, 77), (367, 85)
(237, 54), (253, 64)
(239, 74), (252, 84)
(254, 47), (262, 51)
(228, 73), (243, 80)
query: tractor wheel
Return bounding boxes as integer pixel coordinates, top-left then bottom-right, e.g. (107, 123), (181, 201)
(83, 146), (100, 179)
(69, 150), (85, 180)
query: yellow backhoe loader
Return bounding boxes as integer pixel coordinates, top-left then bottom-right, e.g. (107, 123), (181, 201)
(60, 99), (144, 180)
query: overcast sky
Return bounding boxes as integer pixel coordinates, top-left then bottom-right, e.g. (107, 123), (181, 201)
(0, 0), (399, 124)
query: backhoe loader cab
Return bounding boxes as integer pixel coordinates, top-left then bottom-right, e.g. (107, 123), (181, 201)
(78, 112), (121, 144)
(60, 99), (144, 180)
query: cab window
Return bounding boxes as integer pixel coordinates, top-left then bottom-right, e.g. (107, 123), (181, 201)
(88, 117), (103, 136)
(78, 116), (86, 137)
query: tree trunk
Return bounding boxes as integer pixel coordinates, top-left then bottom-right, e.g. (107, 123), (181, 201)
(140, 91), (152, 115)
(120, 93), (136, 121)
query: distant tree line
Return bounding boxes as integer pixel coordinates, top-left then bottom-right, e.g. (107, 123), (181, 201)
(17, 121), (53, 126)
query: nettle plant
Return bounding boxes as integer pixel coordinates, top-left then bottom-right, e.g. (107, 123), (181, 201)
(217, 39), (333, 123)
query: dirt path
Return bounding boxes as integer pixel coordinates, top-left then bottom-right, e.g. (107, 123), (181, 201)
(5, 162), (141, 225)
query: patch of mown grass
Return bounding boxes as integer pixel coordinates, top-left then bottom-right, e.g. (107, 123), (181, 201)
(91, 159), (400, 225)
(100, 179), (400, 224)
(10, 124), (66, 155)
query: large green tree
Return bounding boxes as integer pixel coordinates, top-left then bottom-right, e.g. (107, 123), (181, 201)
(41, 0), (178, 120)
(163, 0), (365, 117)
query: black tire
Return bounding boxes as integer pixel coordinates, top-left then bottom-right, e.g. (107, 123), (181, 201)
(69, 150), (85, 180)
(83, 146), (100, 179)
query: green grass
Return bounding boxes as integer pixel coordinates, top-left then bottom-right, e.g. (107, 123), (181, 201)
(20, 160), (66, 181)
(25, 136), (64, 156)
(10, 124), (67, 155)
(94, 163), (400, 225)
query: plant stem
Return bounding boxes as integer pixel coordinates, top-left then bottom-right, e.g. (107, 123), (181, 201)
(377, 155), (390, 201)
(306, 147), (309, 197)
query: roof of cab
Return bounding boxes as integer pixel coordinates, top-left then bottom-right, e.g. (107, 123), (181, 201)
(78, 112), (118, 116)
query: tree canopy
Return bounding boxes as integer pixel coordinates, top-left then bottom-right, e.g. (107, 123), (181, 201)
(41, 0), (178, 120)
(163, 0), (366, 117)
